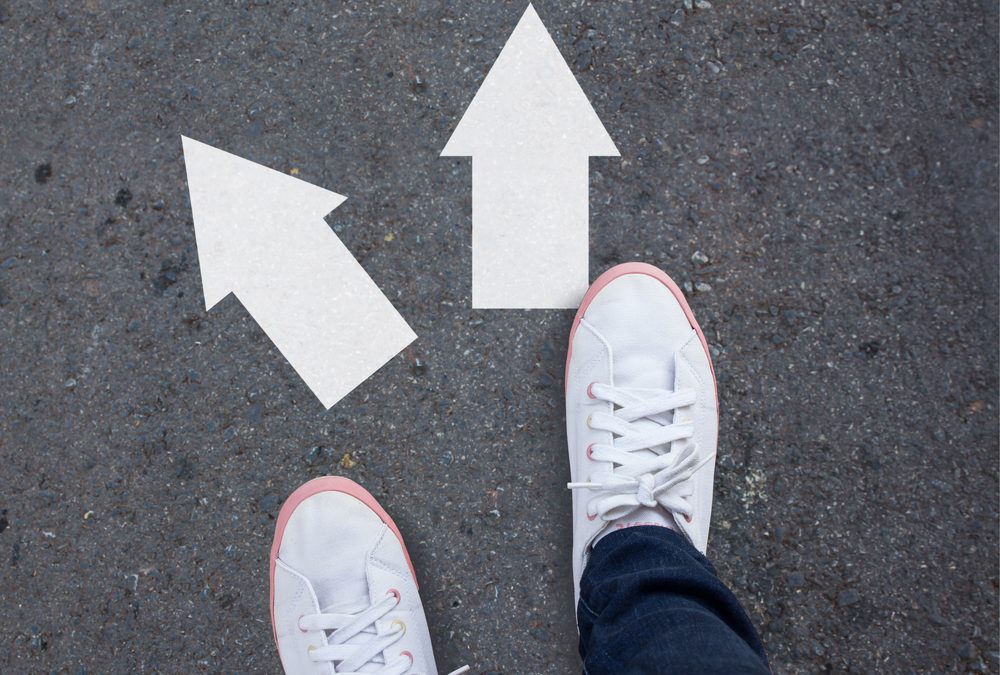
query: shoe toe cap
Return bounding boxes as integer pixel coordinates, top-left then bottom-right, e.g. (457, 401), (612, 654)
(278, 490), (385, 608)
(580, 271), (694, 388)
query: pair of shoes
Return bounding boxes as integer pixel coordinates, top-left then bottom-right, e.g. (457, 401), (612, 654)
(269, 262), (718, 673)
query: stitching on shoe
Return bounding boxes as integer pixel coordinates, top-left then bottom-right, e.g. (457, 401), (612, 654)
(577, 318), (613, 383)
(367, 525), (409, 583)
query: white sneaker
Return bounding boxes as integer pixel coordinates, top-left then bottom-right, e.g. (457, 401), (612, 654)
(269, 477), (465, 675)
(565, 262), (718, 605)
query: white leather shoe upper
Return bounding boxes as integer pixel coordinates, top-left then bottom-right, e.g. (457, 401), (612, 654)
(270, 478), (438, 675)
(565, 263), (718, 605)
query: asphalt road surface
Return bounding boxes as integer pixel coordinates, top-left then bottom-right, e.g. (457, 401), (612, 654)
(2, 1), (998, 673)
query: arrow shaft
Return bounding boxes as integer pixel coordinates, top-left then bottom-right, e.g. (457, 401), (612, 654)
(229, 216), (415, 408)
(471, 154), (590, 308)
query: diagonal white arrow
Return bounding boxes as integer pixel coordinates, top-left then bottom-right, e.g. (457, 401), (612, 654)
(442, 3), (620, 309)
(181, 136), (416, 409)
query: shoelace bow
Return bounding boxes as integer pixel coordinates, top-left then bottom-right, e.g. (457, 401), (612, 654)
(301, 592), (468, 675)
(568, 382), (713, 524)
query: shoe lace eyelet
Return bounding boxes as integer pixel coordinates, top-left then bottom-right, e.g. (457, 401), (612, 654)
(390, 619), (407, 635)
(297, 615), (308, 633)
(387, 588), (401, 604)
(586, 382), (597, 399)
(586, 444), (595, 460)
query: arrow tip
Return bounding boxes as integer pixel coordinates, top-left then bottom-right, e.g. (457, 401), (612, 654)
(441, 2), (619, 158)
(181, 137), (348, 309)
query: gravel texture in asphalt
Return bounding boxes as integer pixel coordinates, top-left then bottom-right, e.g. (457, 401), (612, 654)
(1, 1), (998, 673)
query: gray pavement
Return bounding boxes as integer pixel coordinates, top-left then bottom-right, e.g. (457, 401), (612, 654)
(1, 1), (998, 672)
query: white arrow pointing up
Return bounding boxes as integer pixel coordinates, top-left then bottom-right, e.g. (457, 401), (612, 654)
(442, 3), (619, 309)
(182, 136), (416, 409)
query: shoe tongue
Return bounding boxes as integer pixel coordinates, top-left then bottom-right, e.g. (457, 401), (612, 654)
(319, 598), (387, 674)
(608, 352), (683, 533)
(312, 571), (378, 668)
(312, 573), (368, 615)
(613, 348), (677, 458)
(321, 599), (369, 615)
(612, 344), (674, 391)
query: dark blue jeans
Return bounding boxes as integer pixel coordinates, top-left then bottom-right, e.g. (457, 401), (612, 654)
(578, 526), (770, 674)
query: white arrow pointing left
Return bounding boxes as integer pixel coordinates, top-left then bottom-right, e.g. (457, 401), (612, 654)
(182, 136), (416, 409)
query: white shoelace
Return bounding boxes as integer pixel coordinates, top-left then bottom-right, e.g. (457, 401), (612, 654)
(301, 592), (469, 675)
(568, 382), (713, 523)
